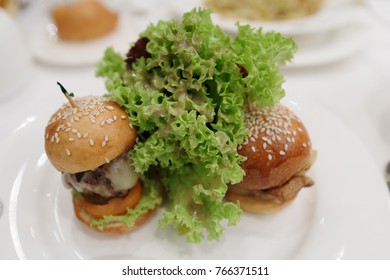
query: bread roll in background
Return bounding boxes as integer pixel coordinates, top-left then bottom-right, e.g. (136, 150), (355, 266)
(52, 0), (118, 41)
(0, 0), (20, 14)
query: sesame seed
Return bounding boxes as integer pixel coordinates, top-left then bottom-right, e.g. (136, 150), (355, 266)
(83, 133), (88, 139)
(69, 138), (74, 142)
(66, 149), (71, 156)
(121, 115), (127, 120)
(89, 139), (94, 146)
(76, 132), (81, 138)
(251, 146), (256, 152)
(113, 115), (118, 121)
(303, 143), (307, 148)
(100, 120), (105, 126)
(72, 129), (77, 134)
(239, 103), (307, 157)
(102, 141), (107, 147)
(104, 135), (109, 142)
(104, 157), (110, 163)
(107, 106), (114, 111)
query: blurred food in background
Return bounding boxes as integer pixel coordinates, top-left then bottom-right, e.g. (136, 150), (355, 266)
(204, 0), (324, 21)
(51, 0), (118, 41)
(0, 0), (20, 13)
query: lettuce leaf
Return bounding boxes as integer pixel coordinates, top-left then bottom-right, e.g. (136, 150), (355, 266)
(96, 8), (297, 242)
(158, 164), (242, 243)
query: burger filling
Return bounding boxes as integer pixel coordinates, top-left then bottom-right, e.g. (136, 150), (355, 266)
(230, 150), (317, 202)
(62, 153), (139, 204)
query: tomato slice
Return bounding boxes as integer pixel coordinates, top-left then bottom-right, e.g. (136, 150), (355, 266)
(81, 179), (142, 219)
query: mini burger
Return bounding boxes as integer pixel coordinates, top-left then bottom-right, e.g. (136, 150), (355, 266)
(226, 103), (316, 214)
(44, 92), (162, 234)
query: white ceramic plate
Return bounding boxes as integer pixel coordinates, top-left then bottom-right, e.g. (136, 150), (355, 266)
(166, 0), (370, 68)
(22, 0), (137, 67)
(168, 0), (361, 36)
(1, 98), (390, 259)
(29, 14), (136, 67)
(210, 4), (361, 37)
(285, 18), (370, 68)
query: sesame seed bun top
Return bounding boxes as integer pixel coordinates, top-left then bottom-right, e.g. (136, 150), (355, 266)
(235, 103), (312, 190)
(44, 96), (137, 174)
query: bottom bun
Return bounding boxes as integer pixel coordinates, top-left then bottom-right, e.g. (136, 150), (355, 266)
(226, 175), (314, 214)
(72, 191), (159, 235)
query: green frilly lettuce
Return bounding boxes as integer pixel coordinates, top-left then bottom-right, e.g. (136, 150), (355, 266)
(96, 8), (297, 242)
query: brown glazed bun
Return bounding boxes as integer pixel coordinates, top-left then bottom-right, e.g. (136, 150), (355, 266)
(226, 103), (316, 213)
(52, 0), (118, 41)
(45, 96), (136, 173)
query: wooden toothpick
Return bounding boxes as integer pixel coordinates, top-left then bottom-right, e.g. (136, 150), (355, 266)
(57, 82), (77, 108)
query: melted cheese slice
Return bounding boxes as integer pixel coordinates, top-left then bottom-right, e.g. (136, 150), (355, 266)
(105, 157), (139, 192)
